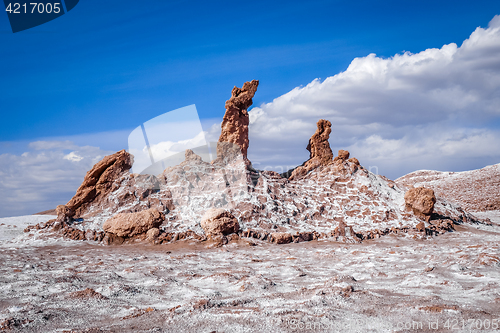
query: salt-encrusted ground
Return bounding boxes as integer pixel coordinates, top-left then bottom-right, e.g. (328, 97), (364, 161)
(1, 214), (500, 332)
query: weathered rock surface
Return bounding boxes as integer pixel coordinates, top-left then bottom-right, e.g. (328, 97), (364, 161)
(146, 227), (160, 241)
(270, 232), (292, 244)
(55, 205), (74, 223)
(336, 149), (350, 162)
(200, 208), (240, 237)
(103, 208), (165, 238)
(66, 150), (132, 218)
(404, 187), (436, 222)
(307, 119), (333, 166)
(290, 119), (333, 180)
(69, 288), (107, 300)
(217, 80), (259, 161)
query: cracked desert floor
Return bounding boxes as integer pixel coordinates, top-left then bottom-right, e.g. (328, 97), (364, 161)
(1, 212), (499, 332)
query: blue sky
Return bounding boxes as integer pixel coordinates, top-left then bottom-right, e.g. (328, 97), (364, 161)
(1, 0), (500, 217)
(1, 0), (499, 143)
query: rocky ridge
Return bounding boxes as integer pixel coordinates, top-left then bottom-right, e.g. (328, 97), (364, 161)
(396, 163), (500, 212)
(27, 81), (485, 245)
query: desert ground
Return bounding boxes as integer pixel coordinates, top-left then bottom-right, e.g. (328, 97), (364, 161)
(1, 212), (499, 332)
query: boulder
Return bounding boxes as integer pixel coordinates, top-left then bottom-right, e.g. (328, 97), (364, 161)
(337, 149), (350, 161)
(102, 208), (165, 238)
(55, 205), (74, 223)
(146, 227), (160, 241)
(415, 221), (426, 232)
(200, 208), (240, 237)
(217, 80), (259, 162)
(404, 187), (436, 222)
(270, 232), (292, 244)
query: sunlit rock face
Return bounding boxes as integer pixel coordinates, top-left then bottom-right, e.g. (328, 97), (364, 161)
(217, 80), (259, 162)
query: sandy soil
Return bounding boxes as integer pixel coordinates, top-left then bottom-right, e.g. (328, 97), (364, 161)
(1, 214), (500, 332)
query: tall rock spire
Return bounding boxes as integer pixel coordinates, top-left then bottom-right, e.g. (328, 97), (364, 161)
(217, 80), (259, 161)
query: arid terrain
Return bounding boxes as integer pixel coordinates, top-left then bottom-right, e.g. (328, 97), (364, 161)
(1, 212), (500, 332)
(1, 81), (499, 332)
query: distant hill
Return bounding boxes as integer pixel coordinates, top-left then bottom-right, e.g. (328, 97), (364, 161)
(396, 163), (500, 212)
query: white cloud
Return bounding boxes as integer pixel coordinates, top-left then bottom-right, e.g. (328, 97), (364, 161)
(0, 142), (113, 218)
(29, 140), (78, 151)
(247, 15), (500, 178)
(148, 131), (207, 160)
(63, 151), (84, 162)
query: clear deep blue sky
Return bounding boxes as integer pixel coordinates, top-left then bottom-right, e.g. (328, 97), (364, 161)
(1, 0), (500, 148)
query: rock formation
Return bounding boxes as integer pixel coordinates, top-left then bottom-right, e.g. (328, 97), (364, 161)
(217, 80), (259, 162)
(29, 79), (486, 246)
(404, 187), (436, 222)
(288, 120), (362, 180)
(336, 149), (349, 161)
(396, 163), (500, 212)
(200, 208), (240, 238)
(55, 205), (74, 223)
(146, 227), (160, 241)
(102, 208), (165, 238)
(66, 149), (132, 218)
(307, 119), (334, 165)
(69, 288), (107, 300)
(270, 232), (292, 244)
(289, 119), (333, 180)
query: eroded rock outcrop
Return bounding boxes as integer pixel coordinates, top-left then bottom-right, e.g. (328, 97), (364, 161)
(307, 119), (334, 165)
(200, 208), (240, 238)
(66, 150), (132, 218)
(404, 187), (436, 222)
(289, 120), (361, 180)
(217, 80), (259, 162)
(290, 119), (333, 180)
(29, 79), (485, 246)
(102, 208), (165, 238)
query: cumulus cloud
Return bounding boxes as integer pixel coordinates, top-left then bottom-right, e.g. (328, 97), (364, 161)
(0, 142), (113, 218)
(247, 15), (500, 178)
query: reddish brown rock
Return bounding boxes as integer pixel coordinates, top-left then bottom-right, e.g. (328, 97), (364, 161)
(102, 208), (165, 238)
(69, 288), (107, 300)
(217, 80), (259, 161)
(337, 149), (350, 161)
(270, 232), (292, 244)
(102, 232), (125, 245)
(290, 119), (333, 180)
(415, 221), (426, 232)
(307, 119), (333, 165)
(55, 205), (74, 223)
(348, 157), (359, 165)
(66, 150), (132, 218)
(404, 187), (436, 222)
(396, 163), (500, 212)
(200, 208), (240, 237)
(146, 227), (160, 241)
(333, 220), (356, 238)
